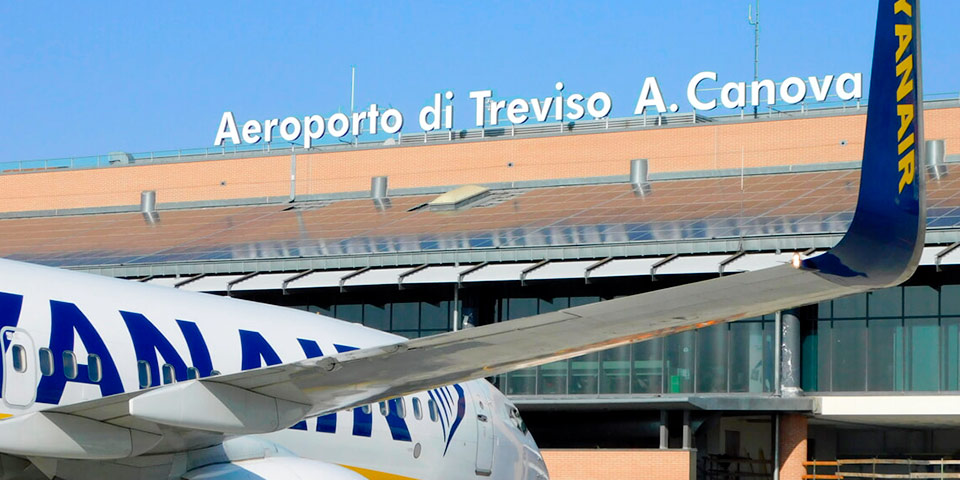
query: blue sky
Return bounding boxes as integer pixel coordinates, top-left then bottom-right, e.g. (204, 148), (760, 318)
(0, 1), (956, 161)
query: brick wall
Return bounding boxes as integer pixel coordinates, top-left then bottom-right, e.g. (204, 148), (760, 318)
(0, 107), (956, 213)
(541, 449), (694, 480)
(779, 414), (808, 480)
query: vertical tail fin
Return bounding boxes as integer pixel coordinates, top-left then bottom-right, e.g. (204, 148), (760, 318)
(803, 0), (925, 286)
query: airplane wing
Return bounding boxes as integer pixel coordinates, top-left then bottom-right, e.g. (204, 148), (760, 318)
(0, 0), (925, 461)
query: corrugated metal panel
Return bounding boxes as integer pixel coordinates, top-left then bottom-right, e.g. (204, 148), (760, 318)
(590, 258), (666, 278)
(229, 273), (294, 292)
(724, 253), (795, 272)
(402, 265), (474, 285)
(524, 261), (595, 281)
(180, 275), (242, 292)
(463, 263), (535, 283)
(288, 270), (356, 289)
(343, 268), (408, 287)
(145, 277), (180, 287)
(655, 255), (729, 275)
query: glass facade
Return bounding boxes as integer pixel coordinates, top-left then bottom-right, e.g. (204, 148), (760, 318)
(805, 284), (960, 393)
(495, 295), (776, 396)
(296, 300), (454, 339)
(273, 275), (960, 397)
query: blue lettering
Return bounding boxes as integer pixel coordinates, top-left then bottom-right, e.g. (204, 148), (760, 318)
(297, 339), (323, 358)
(334, 344), (359, 353)
(37, 301), (123, 404)
(353, 407), (372, 437)
(239, 330), (281, 370)
(121, 312), (191, 386)
(385, 398), (412, 442)
(317, 413), (337, 433)
(177, 320), (214, 377)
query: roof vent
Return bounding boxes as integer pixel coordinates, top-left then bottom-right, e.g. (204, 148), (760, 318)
(429, 185), (490, 211)
(926, 139), (948, 180)
(109, 151), (133, 165)
(630, 158), (652, 196)
(371, 176), (391, 210)
(140, 190), (159, 225)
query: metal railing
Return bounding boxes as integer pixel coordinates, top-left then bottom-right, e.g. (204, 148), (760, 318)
(2, 93), (957, 176)
(805, 458), (960, 479)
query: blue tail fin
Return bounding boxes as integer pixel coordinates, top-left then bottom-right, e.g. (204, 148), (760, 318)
(803, 0), (925, 286)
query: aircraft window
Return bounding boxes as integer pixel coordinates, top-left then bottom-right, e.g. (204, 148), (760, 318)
(162, 364), (175, 385)
(412, 397), (422, 420)
(137, 361), (151, 389)
(62, 351), (78, 380)
(209, 370), (221, 376)
(428, 399), (438, 422)
(186, 367), (199, 380)
(395, 399), (406, 419)
(361, 404), (371, 415)
(39, 348), (54, 376)
(10, 345), (26, 373)
(87, 354), (102, 383)
(509, 406), (528, 434)
(379, 401), (389, 417)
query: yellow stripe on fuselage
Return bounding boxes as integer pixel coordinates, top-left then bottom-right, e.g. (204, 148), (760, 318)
(0, 414), (12, 420)
(340, 464), (420, 480)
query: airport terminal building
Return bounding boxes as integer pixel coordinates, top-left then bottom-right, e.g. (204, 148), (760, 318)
(2, 100), (960, 480)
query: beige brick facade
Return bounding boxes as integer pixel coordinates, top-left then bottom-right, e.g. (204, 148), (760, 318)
(0, 107), (956, 214)
(541, 449), (694, 480)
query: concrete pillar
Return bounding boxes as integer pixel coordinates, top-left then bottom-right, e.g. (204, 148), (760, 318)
(781, 309), (803, 396)
(682, 410), (691, 449)
(778, 414), (808, 480)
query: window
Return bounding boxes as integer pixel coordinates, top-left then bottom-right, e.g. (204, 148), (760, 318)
(379, 401), (390, 416)
(412, 397), (422, 420)
(39, 348), (54, 376)
(10, 345), (26, 373)
(395, 398), (406, 419)
(428, 399), (438, 422)
(162, 364), (175, 385)
(209, 370), (221, 376)
(187, 367), (199, 380)
(137, 361), (151, 388)
(87, 354), (102, 383)
(63, 351), (78, 380)
(361, 404), (371, 415)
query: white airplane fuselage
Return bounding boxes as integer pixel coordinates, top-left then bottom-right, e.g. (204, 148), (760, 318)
(0, 258), (547, 480)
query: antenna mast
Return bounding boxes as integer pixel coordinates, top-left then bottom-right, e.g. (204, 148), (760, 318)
(748, 0), (760, 118)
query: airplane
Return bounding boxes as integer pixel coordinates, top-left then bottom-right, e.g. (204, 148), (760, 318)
(0, 1), (924, 479)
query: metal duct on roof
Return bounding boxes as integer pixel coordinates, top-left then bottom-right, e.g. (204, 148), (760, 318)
(926, 139), (947, 180)
(630, 159), (651, 196)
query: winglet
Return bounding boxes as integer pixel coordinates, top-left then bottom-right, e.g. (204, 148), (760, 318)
(802, 0), (925, 287)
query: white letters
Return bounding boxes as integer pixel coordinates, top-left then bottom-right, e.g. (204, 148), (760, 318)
(381, 108), (403, 134)
(303, 115), (324, 148)
(780, 77), (807, 104)
(469, 90), (492, 127)
(721, 82), (746, 109)
(279, 117), (301, 142)
(836, 73), (863, 101)
(214, 112), (240, 146)
(808, 75), (834, 102)
(241, 120), (262, 144)
(565, 94), (585, 120)
(687, 71), (717, 111)
(419, 93), (442, 131)
(507, 98), (529, 124)
(634, 77), (666, 114)
(586, 92), (612, 118)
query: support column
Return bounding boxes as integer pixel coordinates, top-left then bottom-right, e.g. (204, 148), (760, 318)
(659, 410), (669, 449)
(781, 309), (803, 396)
(778, 414), (808, 480)
(682, 410), (691, 449)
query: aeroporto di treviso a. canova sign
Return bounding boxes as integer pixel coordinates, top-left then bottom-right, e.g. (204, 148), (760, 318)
(214, 72), (863, 148)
